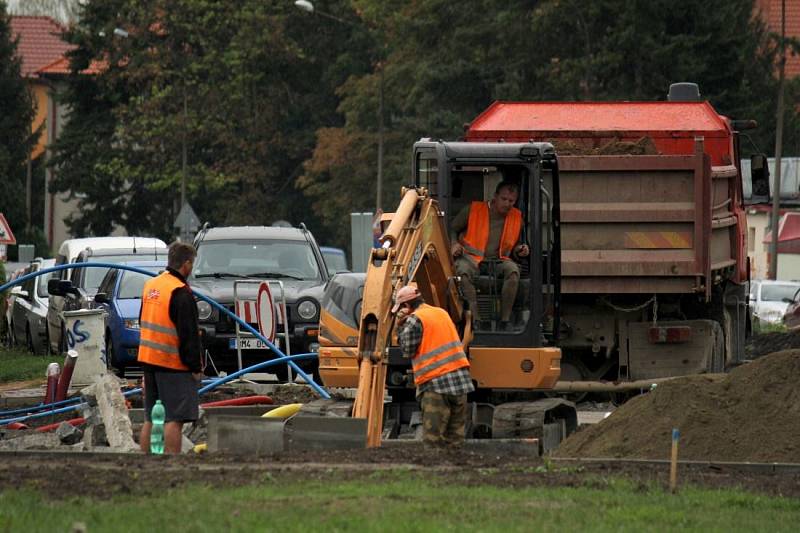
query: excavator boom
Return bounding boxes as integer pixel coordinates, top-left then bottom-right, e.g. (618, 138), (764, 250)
(353, 187), (470, 446)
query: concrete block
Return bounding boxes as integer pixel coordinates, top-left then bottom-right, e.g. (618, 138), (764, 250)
(207, 415), (285, 454)
(284, 416), (367, 451)
(0, 432), (61, 450)
(56, 422), (83, 445)
(81, 374), (137, 452)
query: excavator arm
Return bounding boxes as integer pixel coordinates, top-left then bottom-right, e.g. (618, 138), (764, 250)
(353, 187), (472, 446)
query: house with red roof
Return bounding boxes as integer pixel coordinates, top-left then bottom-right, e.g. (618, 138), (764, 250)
(9, 16), (95, 250)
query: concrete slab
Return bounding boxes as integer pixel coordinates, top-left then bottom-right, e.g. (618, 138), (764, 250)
(577, 411), (612, 425)
(207, 415), (285, 454)
(206, 415), (367, 455)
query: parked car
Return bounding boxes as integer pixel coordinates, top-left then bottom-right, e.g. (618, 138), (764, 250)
(320, 246), (349, 276)
(9, 259), (55, 354)
(94, 260), (167, 374)
(2, 266), (25, 347)
(190, 225), (329, 380)
(47, 236), (168, 354)
(749, 279), (800, 331)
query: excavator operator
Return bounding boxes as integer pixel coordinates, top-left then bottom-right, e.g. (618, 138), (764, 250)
(450, 180), (529, 331)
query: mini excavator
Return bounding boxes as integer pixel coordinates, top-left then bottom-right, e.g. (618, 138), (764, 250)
(318, 141), (577, 449)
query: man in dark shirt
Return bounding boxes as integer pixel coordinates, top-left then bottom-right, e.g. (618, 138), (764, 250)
(138, 241), (203, 454)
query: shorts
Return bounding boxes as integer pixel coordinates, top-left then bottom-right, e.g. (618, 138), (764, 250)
(143, 367), (200, 423)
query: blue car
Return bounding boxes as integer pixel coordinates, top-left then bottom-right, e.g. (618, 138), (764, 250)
(93, 261), (166, 373)
(320, 246), (349, 276)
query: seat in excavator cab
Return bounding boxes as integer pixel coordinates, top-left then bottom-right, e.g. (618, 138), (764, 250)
(473, 258), (531, 332)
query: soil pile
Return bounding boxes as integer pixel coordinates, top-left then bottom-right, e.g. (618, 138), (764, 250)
(746, 331), (800, 358)
(554, 350), (800, 462)
(553, 137), (659, 156)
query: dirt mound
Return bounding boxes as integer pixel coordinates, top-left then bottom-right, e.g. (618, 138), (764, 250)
(553, 137), (659, 156)
(746, 331), (800, 358)
(553, 350), (800, 462)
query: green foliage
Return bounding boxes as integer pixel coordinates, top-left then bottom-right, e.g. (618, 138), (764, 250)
(44, 0), (799, 248)
(0, 1), (36, 234)
(2, 475), (800, 531)
(0, 345), (50, 382)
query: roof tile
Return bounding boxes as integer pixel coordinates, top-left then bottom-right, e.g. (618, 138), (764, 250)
(9, 16), (73, 77)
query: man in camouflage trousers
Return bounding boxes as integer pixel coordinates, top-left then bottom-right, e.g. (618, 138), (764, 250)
(393, 285), (474, 446)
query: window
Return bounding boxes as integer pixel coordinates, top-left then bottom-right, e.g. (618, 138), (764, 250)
(748, 227), (755, 253)
(416, 152), (438, 194)
(192, 240), (322, 281)
(118, 268), (162, 299)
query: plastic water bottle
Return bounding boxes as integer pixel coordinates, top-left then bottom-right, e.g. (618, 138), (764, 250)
(150, 400), (165, 454)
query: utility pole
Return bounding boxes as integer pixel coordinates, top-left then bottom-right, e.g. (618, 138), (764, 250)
(769, 0), (786, 280)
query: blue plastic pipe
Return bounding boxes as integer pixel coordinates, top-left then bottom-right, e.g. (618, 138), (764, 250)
(0, 353), (318, 426)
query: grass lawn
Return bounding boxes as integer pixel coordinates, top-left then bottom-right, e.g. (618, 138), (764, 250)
(1, 474), (798, 532)
(0, 345), (51, 383)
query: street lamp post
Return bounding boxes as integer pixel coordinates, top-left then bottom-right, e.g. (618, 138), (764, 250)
(294, 0), (384, 212)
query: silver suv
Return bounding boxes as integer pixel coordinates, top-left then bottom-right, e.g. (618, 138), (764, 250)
(190, 225), (329, 380)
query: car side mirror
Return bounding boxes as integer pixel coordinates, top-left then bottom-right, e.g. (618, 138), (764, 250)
(48, 278), (65, 296)
(782, 297), (794, 304)
(94, 292), (109, 304)
(751, 154), (770, 197)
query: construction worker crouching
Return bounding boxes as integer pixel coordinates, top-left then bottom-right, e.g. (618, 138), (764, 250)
(451, 180), (529, 331)
(393, 285), (474, 447)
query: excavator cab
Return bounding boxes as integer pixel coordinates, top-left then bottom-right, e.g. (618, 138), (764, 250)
(412, 140), (561, 348)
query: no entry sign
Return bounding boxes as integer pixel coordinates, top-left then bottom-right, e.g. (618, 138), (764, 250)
(255, 281), (277, 343)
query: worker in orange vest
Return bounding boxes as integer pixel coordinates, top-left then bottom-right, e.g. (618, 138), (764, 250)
(451, 181), (529, 331)
(137, 241), (204, 454)
(393, 285), (474, 447)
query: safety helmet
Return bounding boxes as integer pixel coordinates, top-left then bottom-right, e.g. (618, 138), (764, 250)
(391, 285), (421, 313)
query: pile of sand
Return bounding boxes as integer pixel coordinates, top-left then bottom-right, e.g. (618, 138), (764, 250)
(553, 136), (659, 156)
(554, 350), (800, 462)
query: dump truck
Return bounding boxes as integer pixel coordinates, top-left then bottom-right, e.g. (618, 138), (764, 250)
(318, 142), (577, 446)
(460, 83), (762, 385)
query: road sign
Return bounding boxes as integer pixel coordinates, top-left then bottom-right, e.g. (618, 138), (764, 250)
(255, 281), (277, 342)
(174, 202), (200, 230)
(0, 213), (16, 245)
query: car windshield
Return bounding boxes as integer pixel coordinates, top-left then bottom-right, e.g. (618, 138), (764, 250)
(84, 253), (167, 292)
(760, 284), (800, 302)
(323, 250), (348, 273)
(192, 239), (321, 281)
(36, 271), (54, 299)
(118, 267), (164, 299)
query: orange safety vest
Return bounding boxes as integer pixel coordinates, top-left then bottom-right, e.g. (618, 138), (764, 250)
(137, 272), (190, 371)
(411, 304), (470, 387)
(461, 201), (522, 266)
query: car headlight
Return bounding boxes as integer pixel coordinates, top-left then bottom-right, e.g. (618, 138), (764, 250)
(297, 299), (319, 321)
(124, 318), (140, 329)
(197, 300), (212, 320)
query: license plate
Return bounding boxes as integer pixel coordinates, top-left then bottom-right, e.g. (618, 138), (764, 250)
(229, 337), (281, 350)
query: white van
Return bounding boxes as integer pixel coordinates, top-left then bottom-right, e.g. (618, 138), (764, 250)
(47, 236), (168, 353)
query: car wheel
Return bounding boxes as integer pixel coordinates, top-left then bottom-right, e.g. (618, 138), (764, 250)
(8, 320), (16, 348)
(273, 362), (289, 383)
(105, 334), (124, 378)
(26, 324), (35, 354)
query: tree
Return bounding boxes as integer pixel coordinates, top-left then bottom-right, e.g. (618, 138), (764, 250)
(0, 0), (35, 235)
(299, 0), (796, 241)
(50, 0), (362, 244)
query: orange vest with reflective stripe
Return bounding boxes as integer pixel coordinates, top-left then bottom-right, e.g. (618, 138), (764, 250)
(461, 201), (522, 266)
(411, 304), (470, 387)
(137, 272), (189, 371)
